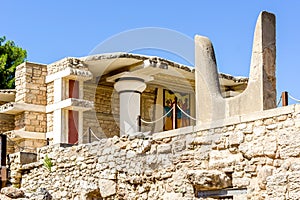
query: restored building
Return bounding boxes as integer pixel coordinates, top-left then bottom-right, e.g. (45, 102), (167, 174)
(2, 11), (296, 200)
(0, 54), (247, 154)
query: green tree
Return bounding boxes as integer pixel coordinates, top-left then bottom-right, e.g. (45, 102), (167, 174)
(0, 36), (27, 89)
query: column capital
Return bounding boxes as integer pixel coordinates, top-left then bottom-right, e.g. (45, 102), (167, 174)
(114, 75), (147, 94)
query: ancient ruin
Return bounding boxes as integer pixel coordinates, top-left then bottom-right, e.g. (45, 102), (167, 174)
(0, 11), (299, 199)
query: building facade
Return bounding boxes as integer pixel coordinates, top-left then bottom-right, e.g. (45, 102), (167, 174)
(0, 54), (247, 154)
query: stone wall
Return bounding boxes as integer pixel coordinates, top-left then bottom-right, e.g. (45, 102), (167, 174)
(8, 104), (300, 199)
(0, 114), (15, 133)
(12, 111), (47, 133)
(15, 62), (47, 105)
(83, 79), (119, 140)
(23, 111), (47, 133)
(47, 112), (53, 133)
(15, 113), (25, 130)
(47, 82), (54, 105)
(141, 87), (157, 132)
(13, 62), (47, 134)
(83, 79), (157, 140)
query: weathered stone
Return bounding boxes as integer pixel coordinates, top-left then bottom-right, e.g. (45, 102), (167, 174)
(257, 166), (274, 190)
(278, 130), (300, 158)
(98, 179), (116, 198)
(187, 170), (232, 190)
(209, 150), (244, 168)
(232, 177), (250, 187)
(228, 131), (244, 146)
(266, 173), (287, 199)
(162, 192), (183, 200)
(29, 188), (52, 200)
(157, 144), (172, 154)
(1, 187), (25, 198)
(287, 171), (300, 199)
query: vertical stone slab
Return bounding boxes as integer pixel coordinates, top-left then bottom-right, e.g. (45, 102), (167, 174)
(227, 11), (276, 115)
(259, 11), (276, 109)
(195, 35), (224, 124)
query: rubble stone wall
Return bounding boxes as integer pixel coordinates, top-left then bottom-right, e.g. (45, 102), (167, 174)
(9, 105), (300, 199)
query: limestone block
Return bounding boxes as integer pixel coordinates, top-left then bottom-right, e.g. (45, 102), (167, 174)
(209, 149), (244, 169)
(263, 133), (277, 158)
(187, 170), (232, 190)
(266, 173), (287, 199)
(232, 177), (250, 188)
(278, 130), (300, 158)
(157, 154), (173, 167)
(172, 140), (186, 153)
(162, 192), (183, 200)
(240, 131), (277, 159)
(287, 171), (300, 199)
(157, 144), (172, 154)
(1, 187), (25, 198)
(257, 166), (275, 190)
(98, 179), (116, 198)
(253, 126), (266, 137)
(228, 131), (244, 146)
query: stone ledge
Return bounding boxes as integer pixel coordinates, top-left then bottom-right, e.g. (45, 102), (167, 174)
(45, 67), (93, 83)
(153, 105), (297, 140)
(153, 126), (195, 140)
(240, 105), (295, 123)
(197, 115), (241, 131)
(0, 102), (46, 115)
(46, 98), (94, 113)
(4, 128), (46, 140)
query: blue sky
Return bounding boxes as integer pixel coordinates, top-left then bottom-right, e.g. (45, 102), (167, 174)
(1, 1), (300, 104)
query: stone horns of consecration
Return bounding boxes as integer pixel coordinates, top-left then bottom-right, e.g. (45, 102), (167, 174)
(195, 11), (276, 124)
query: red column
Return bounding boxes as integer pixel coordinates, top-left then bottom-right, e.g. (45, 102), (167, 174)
(68, 80), (79, 144)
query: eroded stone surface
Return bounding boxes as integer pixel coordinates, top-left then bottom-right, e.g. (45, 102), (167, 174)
(187, 170), (232, 190)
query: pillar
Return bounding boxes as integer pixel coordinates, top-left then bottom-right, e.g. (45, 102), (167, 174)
(53, 78), (67, 143)
(114, 77), (146, 136)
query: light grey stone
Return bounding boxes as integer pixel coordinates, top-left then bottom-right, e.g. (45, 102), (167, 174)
(98, 179), (116, 198)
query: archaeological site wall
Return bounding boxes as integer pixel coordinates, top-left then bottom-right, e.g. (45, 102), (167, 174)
(8, 104), (300, 200)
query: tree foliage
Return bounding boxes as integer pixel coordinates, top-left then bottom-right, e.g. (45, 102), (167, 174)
(0, 36), (27, 89)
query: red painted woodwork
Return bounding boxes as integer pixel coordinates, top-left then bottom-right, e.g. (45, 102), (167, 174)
(68, 80), (79, 144)
(69, 80), (79, 98)
(68, 110), (78, 144)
